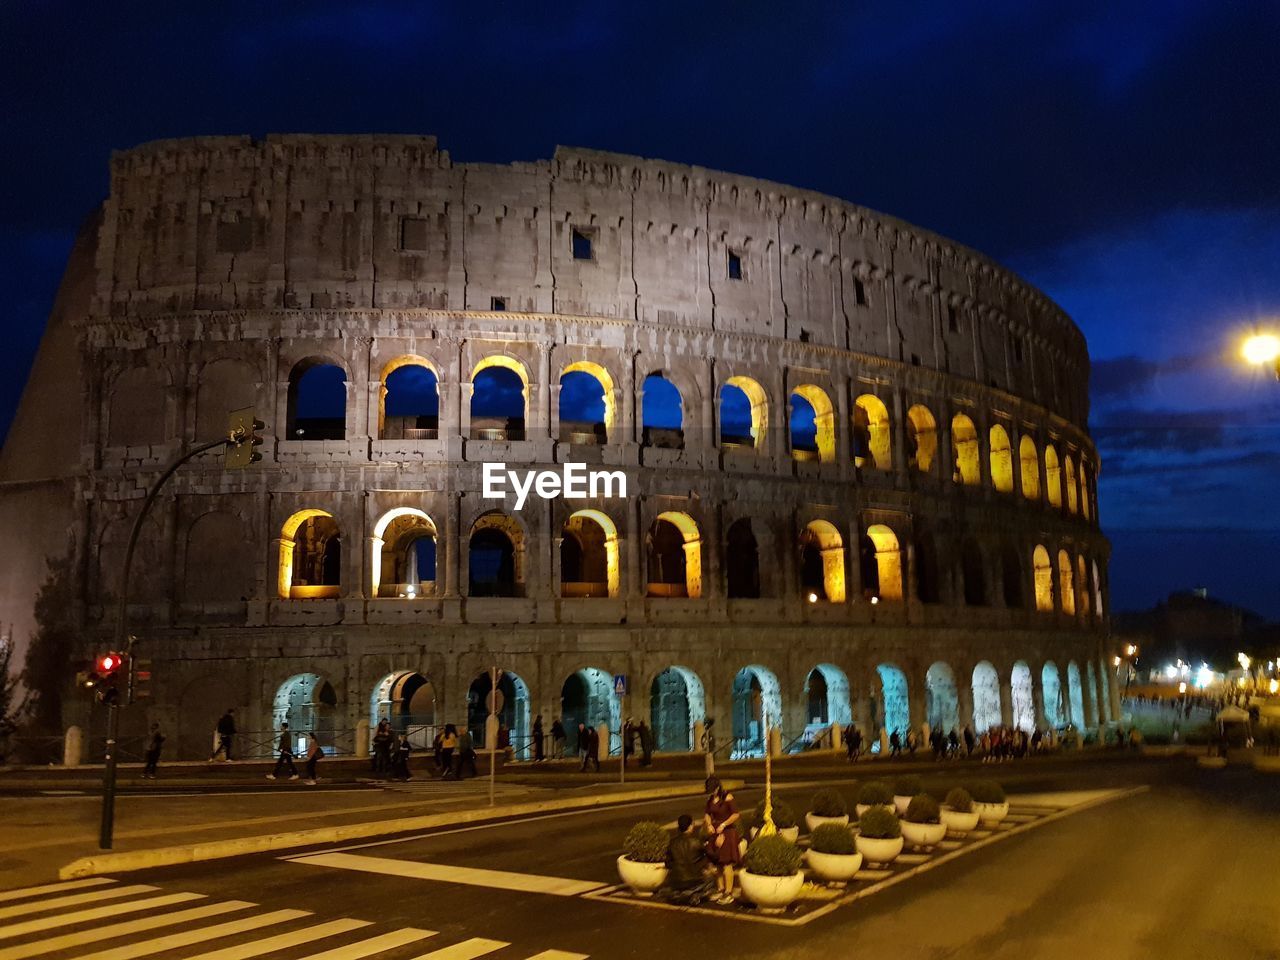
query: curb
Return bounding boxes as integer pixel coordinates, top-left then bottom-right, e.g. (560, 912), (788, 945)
(59, 780), (727, 880)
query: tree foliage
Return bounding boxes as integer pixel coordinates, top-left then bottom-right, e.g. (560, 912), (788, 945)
(22, 554), (78, 734)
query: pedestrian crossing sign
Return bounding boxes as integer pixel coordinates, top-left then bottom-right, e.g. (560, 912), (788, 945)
(613, 674), (628, 696)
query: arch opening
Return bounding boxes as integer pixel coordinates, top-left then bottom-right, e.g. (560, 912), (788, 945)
(1042, 661), (1064, 728)
(725, 518), (761, 599)
(805, 663), (852, 727)
(853, 394), (891, 470)
(1045, 444), (1062, 508)
(380, 360), (439, 440)
(650, 665), (706, 752)
(800, 519), (846, 602)
(952, 414), (980, 485)
(1011, 662), (1035, 733)
(469, 670), (532, 758)
(561, 667), (622, 754)
(646, 512), (702, 599)
(720, 376), (768, 450)
(861, 524), (903, 601)
(561, 509), (619, 598)
(1065, 455), (1079, 514)
(790, 384), (835, 462)
(559, 363), (612, 444)
(906, 404), (937, 473)
(731, 665), (783, 758)
(871, 663), (910, 750)
(1019, 435), (1041, 500)
(471, 359), (527, 441)
(273, 673), (337, 753)
(971, 661), (1002, 734)
(1058, 549), (1076, 615)
(1033, 544), (1054, 612)
(642, 373), (684, 448)
(287, 359), (347, 441)
(989, 424), (1014, 493)
(1067, 661), (1086, 728)
(926, 661), (959, 733)
(372, 508), (437, 598)
(370, 671), (437, 744)
(279, 509), (341, 600)
(468, 513), (524, 597)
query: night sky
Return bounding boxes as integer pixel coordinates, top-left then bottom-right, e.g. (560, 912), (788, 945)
(4, 2), (1278, 616)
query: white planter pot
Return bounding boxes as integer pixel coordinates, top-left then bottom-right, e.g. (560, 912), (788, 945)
(899, 820), (947, 850)
(739, 870), (805, 914)
(855, 802), (895, 819)
(973, 800), (1009, 826)
(616, 856), (668, 896)
(893, 795), (913, 816)
(805, 812), (850, 833)
(940, 807), (980, 837)
(855, 834), (904, 866)
(805, 848), (863, 885)
(748, 825), (800, 844)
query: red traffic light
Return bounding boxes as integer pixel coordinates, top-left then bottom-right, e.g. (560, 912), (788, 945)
(97, 653), (125, 674)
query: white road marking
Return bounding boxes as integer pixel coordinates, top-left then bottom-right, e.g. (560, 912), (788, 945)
(71, 908), (310, 960)
(0, 878), (115, 903)
(183, 918), (371, 959)
(526, 951), (590, 959)
(0, 900), (254, 960)
(293, 852), (607, 897)
(0, 892), (204, 941)
(302, 927), (437, 959)
(0, 883), (157, 921)
(407, 938), (509, 959)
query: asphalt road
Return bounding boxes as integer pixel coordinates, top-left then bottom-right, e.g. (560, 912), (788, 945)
(3, 758), (1277, 959)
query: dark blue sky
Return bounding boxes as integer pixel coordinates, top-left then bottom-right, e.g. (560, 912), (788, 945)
(3, 1), (1279, 616)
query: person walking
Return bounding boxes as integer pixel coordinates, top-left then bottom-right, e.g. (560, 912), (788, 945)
(209, 709), (236, 761)
(638, 720), (654, 767)
(889, 729), (902, 758)
(551, 716), (566, 758)
(303, 732), (322, 785)
(371, 719), (394, 778)
(439, 724), (458, 779)
(702, 776), (743, 905)
(266, 722), (298, 780)
(393, 732), (412, 781)
(583, 724), (601, 772)
(575, 722), (588, 767)
(457, 726), (477, 778)
(142, 722), (165, 779)
(533, 715), (545, 762)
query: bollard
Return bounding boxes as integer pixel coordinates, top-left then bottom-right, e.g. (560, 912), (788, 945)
(486, 714), (500, 751)
(354, 719), (370, 759)
(64, 725), (83, 767)
(831, 721), (843, 751)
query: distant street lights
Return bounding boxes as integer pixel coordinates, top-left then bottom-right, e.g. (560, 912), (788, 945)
(1241, 332), (1280, 379)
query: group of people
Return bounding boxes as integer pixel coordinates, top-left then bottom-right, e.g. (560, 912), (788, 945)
(843, 722), (1056, 763)
(657, 776), (744, 906)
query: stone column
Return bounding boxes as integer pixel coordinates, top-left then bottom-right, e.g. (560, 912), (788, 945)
(835, 375), (851, 480)
(702, 503), (722, 599)
(891, 387), (907, 475)
(443, 494), (460, 599)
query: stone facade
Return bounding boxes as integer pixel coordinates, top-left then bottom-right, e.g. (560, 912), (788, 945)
(0, 135), (1115, 759)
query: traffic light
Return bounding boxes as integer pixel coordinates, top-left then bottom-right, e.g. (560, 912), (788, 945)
(133, 658), (152, 700)
(225, 406), (265, 469)
(85, 651), (128, 704)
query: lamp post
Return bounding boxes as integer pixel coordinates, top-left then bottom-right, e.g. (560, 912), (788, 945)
(1241, 332), (1280, 379)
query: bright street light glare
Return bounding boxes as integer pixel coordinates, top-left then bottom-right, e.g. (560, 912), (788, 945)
(1241, 333), (1280, 365)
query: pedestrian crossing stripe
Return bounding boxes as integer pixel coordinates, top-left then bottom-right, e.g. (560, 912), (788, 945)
(0, 901), (253, 960)
(0, 892), (205, 941)
(182, 917), (371, 959)
(293, 852), (607, 897)
(408, 939), (509, 959)
(304, 928), (437, 960)
(0, 884), (157, 921)
(71, 909), (310, 960)
(0, 879), (117, 904)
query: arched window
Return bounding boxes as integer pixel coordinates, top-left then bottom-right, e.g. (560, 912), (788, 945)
(720, 376), (768, 450)
(853, 394), (891, 470)
(790, 385), (835, 463)
(183, 511), (254, 603)
(1044, 444), (1062, 508)
(1058, 548), (1075, 615)
(1065, 455), (1079, 514)
(725, 518), (761, 598)
(468, 512), (524, 597)
(195, 359), (258, 442)
(1032, 544), (1053, 612)
(951, 414), (980, 485)
(642, 373), (684, 448)
(372, 508), (437, 598)
(380, 359), (439, 440)
(961, 539), (986, 606)
(561, 510), (619, 598)
(1076, 554), (1090, 617)
(108, 367), (168, 447)
(646, 512), (702, 598)
(989, 424), (1013, 493)
(1001, 541), (1024, 608)
(799, 520), (846, 603)
(1080, 461), (1092, 520)
(471, 357), (527, 441)
(278, 509), (341, 599)
(906, 404), (937, 473)
(914, 533), (941, 603)
(971, 661), (1002, 733)
(287, 359), (347, 441)
(862, 524), (903, 602)
(1019, 435), (1040, 501)
(560, 361), (613, 444)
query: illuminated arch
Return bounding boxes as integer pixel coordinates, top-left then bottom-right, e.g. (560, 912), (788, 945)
(1011, 662), (1035, 733)
(379, 355), (440, 440)
(864, 524), (903, 601)
(471, 354), (529, 386)
(1058, 549), (1075, 615)
(732, 664), (783, 757)
(278, 509), (340, 599)
(1065, 455), (1079, 514)
(1032, 544), (1053, 612)
(971, 661), (1001, 733)
(1019, 435), (1041, 500)
(471, 356), (529, 440)
(561, 509), (620, 598)
(925, 662), (959, 731)
(721, 375), (769, 449)
(791, 384), (835, 462)
(805, 663), (853, 726)
(1042, 661), (1063, 727)
(1044, 444), (1062, 508)
(951, 414), (980, 485)
(561, 360), (616, 439)
(853, 394), (891, 470)
(650, 665), (707, 752)
(647, 511), (703, 599)
(989, 424), (1013, 493)
(371, 507), (437, 598)
(906, 404), (937, 472)
(468, 511), (526, 597)
(1066, 661), (1086, 728)
(799, 519), (847, 603)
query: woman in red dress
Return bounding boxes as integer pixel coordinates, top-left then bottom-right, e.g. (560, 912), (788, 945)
(702, 776), (742, 904)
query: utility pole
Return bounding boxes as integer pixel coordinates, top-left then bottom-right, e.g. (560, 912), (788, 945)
(488, 665), (498, 807)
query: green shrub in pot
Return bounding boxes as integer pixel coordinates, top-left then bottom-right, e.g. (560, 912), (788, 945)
(743, 834), (803, 876)
(944, 787), (973, 813)
(857, 780), (893, 806)
(856, 806), (901, 840)
(810, 788), (848, 818)
(904, 794), (941, 824)
(809, 823), (856, 855)
(623, 821), (669, 863)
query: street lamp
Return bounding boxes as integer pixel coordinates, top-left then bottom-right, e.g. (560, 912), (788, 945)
(1241, 332), (1280, 379)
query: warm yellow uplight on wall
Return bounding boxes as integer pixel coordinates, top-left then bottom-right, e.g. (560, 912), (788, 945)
(1242, 333), (1280, 366)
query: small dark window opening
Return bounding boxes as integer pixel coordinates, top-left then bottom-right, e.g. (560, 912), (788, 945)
(571, 228), (593, 260)
(216, 217), (253, 254)
(490, 296), (507, 311)
(400, 217), (429, 251)
(948, 305), (959, 333)
(911, 354), (922, 367)
(799, 328), (811, 343)
(727, 251), (743, 280)
(853, 277), (867, 306)
(1012, 338), (1024, 364)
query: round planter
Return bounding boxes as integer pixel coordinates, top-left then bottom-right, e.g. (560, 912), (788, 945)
(899, 820), (947, 850)
(616, 856), (668, 897)
(804, 812), (850, 834)
(805, 848), (863, 885)
(855, 802), (895, 819)
(854, 834), (904, 866)
(940, 807), (980, 837)
(778, 825), (800, 843)
(973, 800), (1009, 826)
(893, 795), (913, 816)
(739, 870), (805, 914)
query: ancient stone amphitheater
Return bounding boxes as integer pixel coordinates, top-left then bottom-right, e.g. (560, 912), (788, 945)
(0, 135), (1115, 759)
